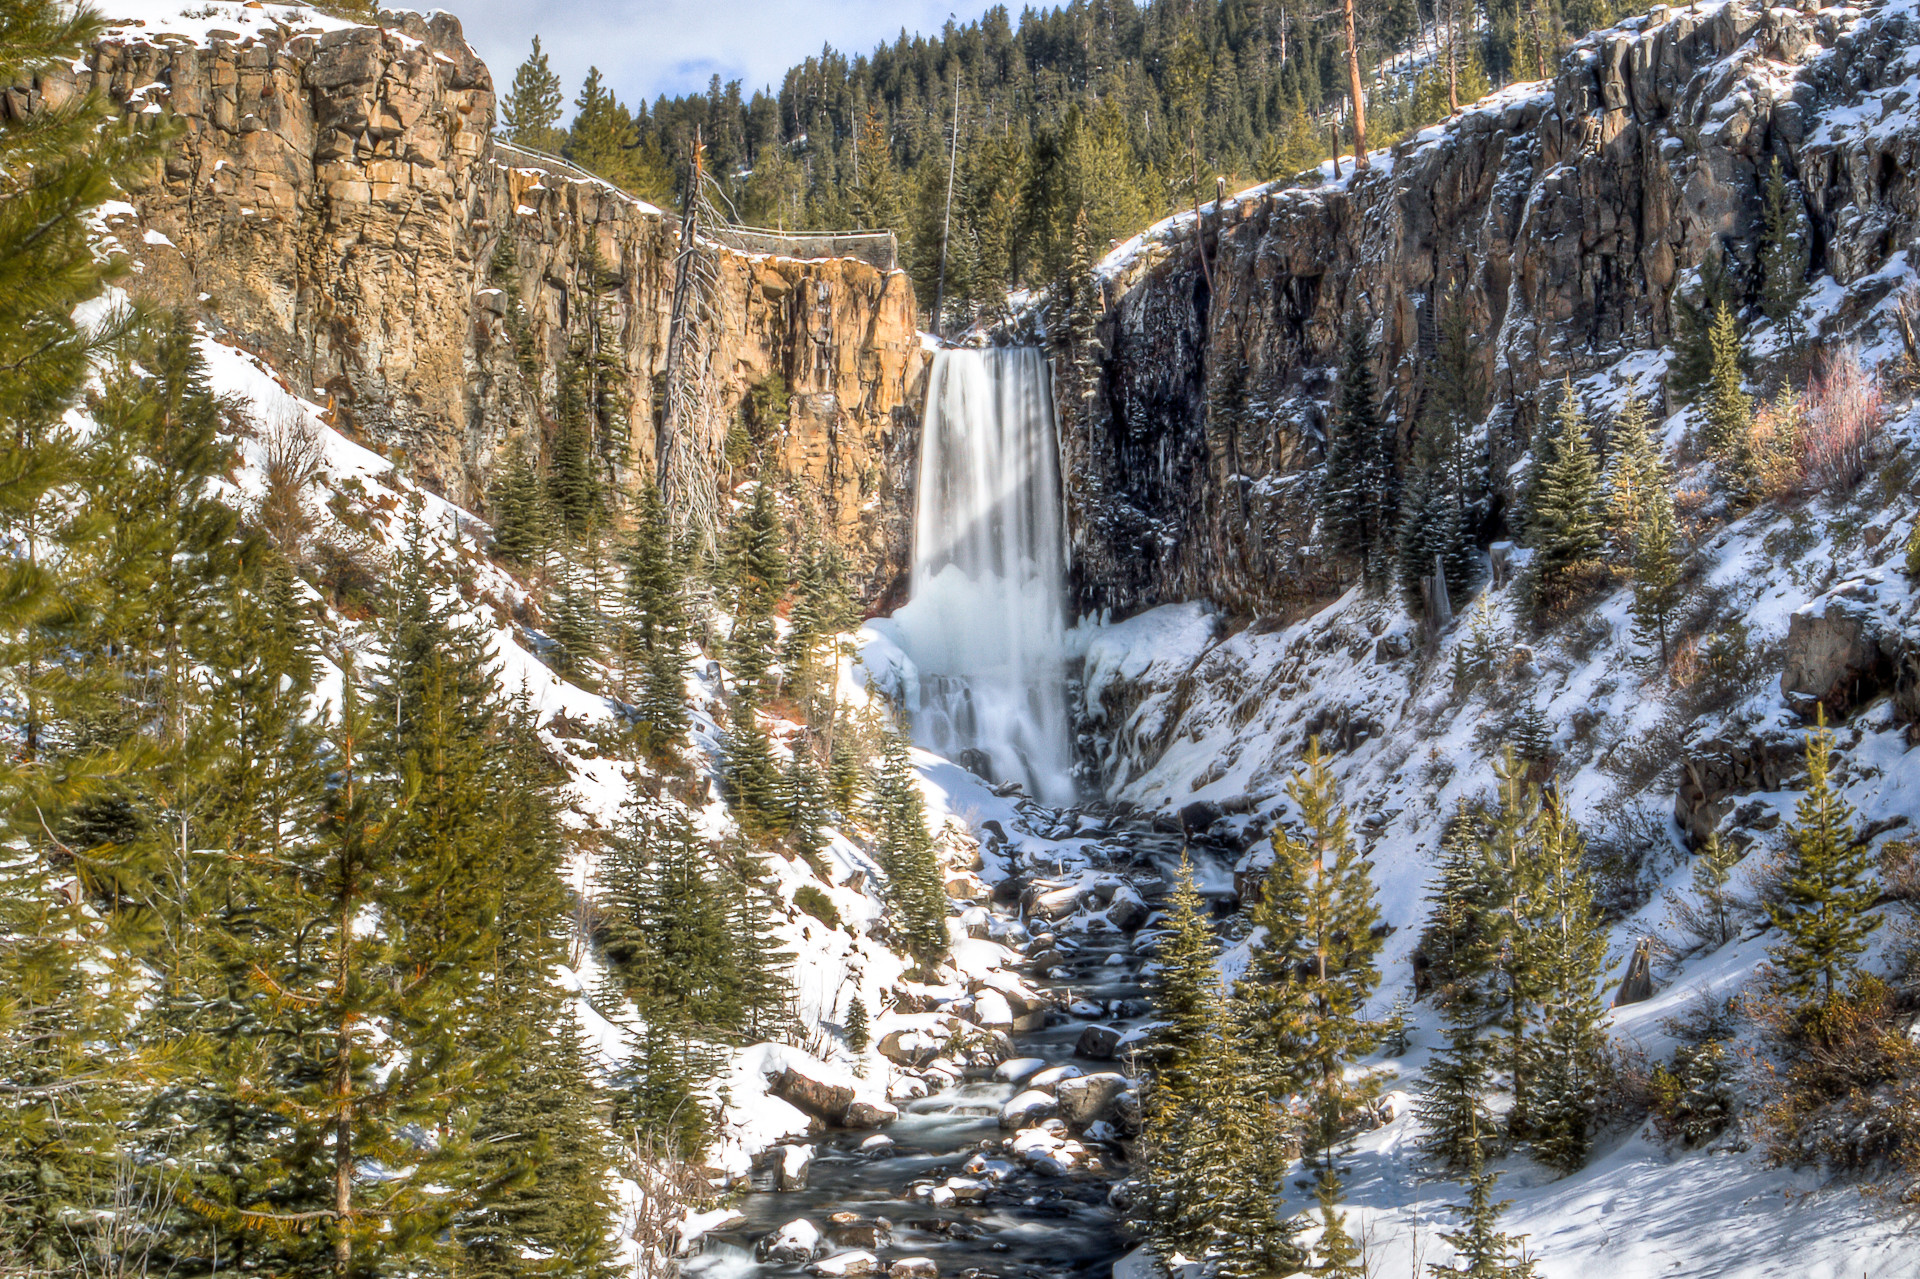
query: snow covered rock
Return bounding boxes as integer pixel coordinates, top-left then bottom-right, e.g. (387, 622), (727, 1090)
(1055, 1072), (1129, 1126)
(768, 1066), (855, 1129)
(999, 1088), (1060, 1128)
(889, 1260), (939, 1279)
(1027, 1063), (1083, 1091)
(811, 1249), (882, 1276)
(842, 1098), (900, 1129)
(760, 1219), (826, 1264)
(993, 1056), (1048, 1084)
(776, 1143), (814, 1190)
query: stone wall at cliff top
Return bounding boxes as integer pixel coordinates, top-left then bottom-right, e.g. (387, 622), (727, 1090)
(1064, 0), (1920, 620)
(54, 5), (925, 600)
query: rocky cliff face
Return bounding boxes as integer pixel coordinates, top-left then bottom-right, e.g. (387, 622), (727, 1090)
(1065, 0), (1920, 619)
(65, 6), (925, 598)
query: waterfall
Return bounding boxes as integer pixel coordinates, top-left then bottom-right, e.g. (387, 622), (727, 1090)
(887, 347), (1076, 804)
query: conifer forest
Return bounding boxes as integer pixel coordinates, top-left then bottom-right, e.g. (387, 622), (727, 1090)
(9, 0), (1920, 1276)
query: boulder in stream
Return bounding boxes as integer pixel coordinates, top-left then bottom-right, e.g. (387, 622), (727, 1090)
(890, 1260), (939, 1279)
(842, 1098), (900, 1129)
(811, 1250), (882, 1276)
(769, 1068), (854, 1129)
(1056, 1073), (1129, 1127)
(1075, 1024), (1122, 1060)
(760, 1219), (825, 1264)
(999, 1088), (1059, 1128)
(775, 1143), (813, 1190)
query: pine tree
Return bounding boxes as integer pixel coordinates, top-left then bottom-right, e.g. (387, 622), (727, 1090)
(1757, 157), (1808, 351)
(1600, 396), (1663, 560)
(618, 484), (690, 760)
(565, 67), (641, 189)
(1427, 1124), (1538, 1278)
(1688, 832), (1742, 951)
(871, 728), (947, 966)
(548, 356), (603, 543)
(845, 995), (871, 1056)
(1517, 801), (1608, 1173)
(488, 438), (548, 567)
(459, 1018), (622, 1279)
(1479, 750), (1548, 1143)
(1239, 741), (1381, 1198)
(1767, 712), (1880, 1005)
(1670, 244), (1739, 401)
(1701, 303), (1752, 459)
(783, 740), (831, 863)
(1523, 380), (1603, 609)
(1323, 323), (1399, 589)
(724, 696), (786, 840)
(501, 36), (566, 153)
(547, 562), (602, 677)
(726, 483), (788, 700)
(1630, 481), (1682, 670)
(1152, 859), (1223, 1094)
(1139, 881), (1296, 1274)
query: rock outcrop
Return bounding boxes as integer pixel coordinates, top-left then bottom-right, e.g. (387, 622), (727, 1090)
(1064, 0), (1920, 618)
(64, 8), (925, 597)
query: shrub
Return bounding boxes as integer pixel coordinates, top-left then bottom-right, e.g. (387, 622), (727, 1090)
(793, 883), (841, 930)
(1801, 345), (1884, 494)
(1650, 1039), (1737, 1147)
(1754, 974), (1920, 1198)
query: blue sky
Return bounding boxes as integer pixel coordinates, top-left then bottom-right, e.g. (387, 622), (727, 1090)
(450, 0), (1003, 116)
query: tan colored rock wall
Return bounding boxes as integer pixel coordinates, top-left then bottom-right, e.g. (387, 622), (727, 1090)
(68, 8), (925, 600)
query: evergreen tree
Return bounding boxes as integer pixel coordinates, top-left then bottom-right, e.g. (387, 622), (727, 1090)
(1630, 481), (1682, 670)
(731, 865), (798, 1041)
(501, 36), (566, 153)
(1152, 859), (1223, 1094)
(1767, 713), (1880, 1005)
(1238, 741), (1381, 1201)
(1323, 324), (1398, 588)
(547, 357), (603, 543)
(845, 995), (871, 1056)
(871, 728), (948, 966)
(1516, 801), (1608, 1173)
(726, 483), (788, 700)
(1415, 811), (1499, 1172)
(547, 563), (602, 677)
(618, 484), (691, 760)
(565, 67), (641, 188)
(1688, 832), (1742, 951)
(488, 438), (548, 567)
(1139, 871), (1296, 1274)
(1398, 296), (1487, 610)
(1479, 750), (1548, 1143)
(1427, 1124), (1538, 1278)
(1600, 396), (1662, 560)
(1669, 244), (1739, 401)
(783, 740), (831, 863)
(1757, 156), (1808, 351)
(1701, 303), (1752, 459)
(459, 1018), (622, 1279)
(1522, 380), (1603, 608)
(724, 697), (786, 840)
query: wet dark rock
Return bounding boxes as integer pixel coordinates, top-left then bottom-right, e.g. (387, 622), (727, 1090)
(1074, 1025), (1122, 1060)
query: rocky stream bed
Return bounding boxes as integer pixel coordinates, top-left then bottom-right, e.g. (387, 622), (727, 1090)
(684, 823), (1234, 1279)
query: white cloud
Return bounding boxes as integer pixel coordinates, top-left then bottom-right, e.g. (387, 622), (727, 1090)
(446, 0), (1000, 113)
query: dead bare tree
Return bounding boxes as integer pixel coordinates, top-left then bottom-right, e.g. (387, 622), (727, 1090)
(65, 1156), (176, 1279)
(256, 394), (325, 561)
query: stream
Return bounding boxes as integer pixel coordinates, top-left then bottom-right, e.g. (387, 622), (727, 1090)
(687, 824), (1236, 1279)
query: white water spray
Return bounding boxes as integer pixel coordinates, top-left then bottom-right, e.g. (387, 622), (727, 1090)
(887, 347), (1076, 804)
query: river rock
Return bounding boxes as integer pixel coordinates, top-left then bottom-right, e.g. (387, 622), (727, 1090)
(769, 1067), (855, 1130)
(1103, 885), (1150, 932)
(859, 1134), (896, 1158)
(842, 1098), (900, 1130)
(877, 1027), (947, 1068)
(1075, 1024), (1122, 1060)
(999, 1088), (1059, 1128)
(889, 1074), (930, 1103)
(1056, 1073), (1129, 1127)
(993, 1056), (1048, 1084)
(812, 1250), (882, 1277)
(970, 990), (1015, 1029)
(1027, 1064), (1083, 1092)
(890, 1260), (939, 1279)
(945, 871), (992, 902)
(760, 1219), (825, 1264)
(1113, 1089), (1143, 1136)
(776, 1143), (813, 1191)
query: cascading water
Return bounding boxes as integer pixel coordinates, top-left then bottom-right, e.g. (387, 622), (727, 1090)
(885, 347), (1076, 804)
